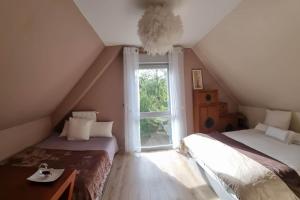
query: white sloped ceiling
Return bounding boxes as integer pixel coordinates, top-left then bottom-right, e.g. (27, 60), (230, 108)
(73, 0), (241, 47)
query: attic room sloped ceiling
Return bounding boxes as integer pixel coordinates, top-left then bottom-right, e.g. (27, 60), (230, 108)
(73, 0), (241, 47)
(0, 0), (104, 130)
(193, 0), (300, 112)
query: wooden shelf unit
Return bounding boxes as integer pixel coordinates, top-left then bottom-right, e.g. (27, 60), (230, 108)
(193, 89), (238, 133)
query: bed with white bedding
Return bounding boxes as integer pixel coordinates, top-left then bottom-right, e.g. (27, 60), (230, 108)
(183, 129), (300, 200)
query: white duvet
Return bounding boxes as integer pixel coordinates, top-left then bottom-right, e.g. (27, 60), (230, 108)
(183, 130), (300, 200)
(224, 129), (300, 175)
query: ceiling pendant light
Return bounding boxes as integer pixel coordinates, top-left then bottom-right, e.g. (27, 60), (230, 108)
(138, 1), (183, 55)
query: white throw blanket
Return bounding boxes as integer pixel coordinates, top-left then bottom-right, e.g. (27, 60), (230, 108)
(183, 134), (299, 200)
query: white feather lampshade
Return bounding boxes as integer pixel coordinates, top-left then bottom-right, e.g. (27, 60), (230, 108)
(138, 5), (183, 55)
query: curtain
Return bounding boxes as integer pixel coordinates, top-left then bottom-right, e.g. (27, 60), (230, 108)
(123, 47), (141, 153)
(168, 47), (188, 148)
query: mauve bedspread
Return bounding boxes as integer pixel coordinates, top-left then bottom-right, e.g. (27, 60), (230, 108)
(36, 134), (118, 162)
(2, 147), (111, 200)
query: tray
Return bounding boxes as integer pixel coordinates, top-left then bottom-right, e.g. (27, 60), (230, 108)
(27, 168), (64, 183)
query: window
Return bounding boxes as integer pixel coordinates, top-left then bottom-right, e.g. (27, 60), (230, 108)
(124, 47), (186, 153)
(139, 64), (172, 149)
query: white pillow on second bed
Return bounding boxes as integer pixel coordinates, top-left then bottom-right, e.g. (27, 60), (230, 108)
(265, 126), (292, 143)
(254, 123), (268, 132)
(59, 119), (114, 138)
(67, 117), (93, 141)
(72, 111), (97, 122)
(59, 120), (69, 137)
(289, 131), (300, 145)
(90, 121), (114, 137)
(264, 109), (292, 130)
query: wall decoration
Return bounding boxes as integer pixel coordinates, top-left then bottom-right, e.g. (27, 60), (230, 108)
(192, 69), (203, 90)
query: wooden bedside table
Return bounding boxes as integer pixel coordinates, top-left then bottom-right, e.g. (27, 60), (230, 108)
(0, 166), (76, 200)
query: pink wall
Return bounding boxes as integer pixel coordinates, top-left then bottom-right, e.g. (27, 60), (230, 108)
(184, 49), (238, 133)
(52, 46), (122, 127)
(194, 0), (300, 112)
(0, 0), (104, 161)
(0, 0), (104, 130)
(74, 53), (125, 149)
(74, 49), (237, 150)
(0, 117), (52, 161)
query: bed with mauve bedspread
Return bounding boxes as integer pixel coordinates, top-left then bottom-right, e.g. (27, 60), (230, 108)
(1, 134), (119, 200)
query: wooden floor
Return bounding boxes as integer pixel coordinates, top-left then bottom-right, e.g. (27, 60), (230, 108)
(102, 150), (219, 200)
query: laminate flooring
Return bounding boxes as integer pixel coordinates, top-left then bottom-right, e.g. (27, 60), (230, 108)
(102, 150), (219, 200)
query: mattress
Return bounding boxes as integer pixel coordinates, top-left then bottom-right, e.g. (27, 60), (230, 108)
(36, 133), (119, 162)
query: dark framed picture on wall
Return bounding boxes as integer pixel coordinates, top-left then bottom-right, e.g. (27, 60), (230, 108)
(192, 69), (203, 90)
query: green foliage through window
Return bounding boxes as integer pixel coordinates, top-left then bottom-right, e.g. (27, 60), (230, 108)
(139, 67), (169, 112)
(139, 66), (171, 146)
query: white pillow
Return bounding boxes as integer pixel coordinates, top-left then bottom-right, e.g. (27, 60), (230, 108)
(90, 121), (114, 137)
(265, 126), (291, 143)
(72, 111), (97, 122)
(67, 118), (93, 140)
(289, 131), (300, 145)
(59, 121), (69, 137)
(254, 123), (268, 132)
(264, 109), (292, 130)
